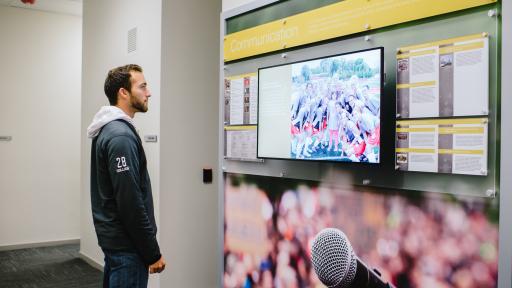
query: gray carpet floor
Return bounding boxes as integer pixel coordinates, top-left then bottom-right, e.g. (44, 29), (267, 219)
(0, 244), (102, 288)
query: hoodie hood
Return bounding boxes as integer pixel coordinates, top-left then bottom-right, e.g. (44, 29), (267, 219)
(87, 106), (135, 138)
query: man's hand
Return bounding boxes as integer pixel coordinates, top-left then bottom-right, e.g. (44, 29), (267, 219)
(149, 256), (166, 274)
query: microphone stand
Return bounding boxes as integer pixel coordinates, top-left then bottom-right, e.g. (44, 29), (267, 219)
(350, 259), (397, 288)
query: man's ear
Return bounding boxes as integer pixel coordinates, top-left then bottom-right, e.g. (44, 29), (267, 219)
(118, 87), (130, 101)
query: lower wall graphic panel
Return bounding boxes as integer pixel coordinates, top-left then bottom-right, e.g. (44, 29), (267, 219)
(223, 173), (498, 288)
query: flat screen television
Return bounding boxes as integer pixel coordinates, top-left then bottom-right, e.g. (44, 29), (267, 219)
(257, 47), (383, 163)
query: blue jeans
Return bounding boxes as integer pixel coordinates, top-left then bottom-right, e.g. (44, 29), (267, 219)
(103, 249), (148, 288)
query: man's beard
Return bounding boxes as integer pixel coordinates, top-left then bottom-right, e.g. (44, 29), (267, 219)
(130, 95), (148, 112)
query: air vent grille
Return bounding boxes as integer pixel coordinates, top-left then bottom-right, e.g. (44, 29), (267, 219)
(127, 27), (137, 53)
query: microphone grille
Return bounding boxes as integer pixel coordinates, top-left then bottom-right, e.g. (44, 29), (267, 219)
(311, 228), (357, 288)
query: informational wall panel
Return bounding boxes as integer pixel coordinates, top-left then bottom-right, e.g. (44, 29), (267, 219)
(221, 2), (504, 287)
(225, 126), (258, 160)
(224, 73), (258, 125)
(222, 5), (498, 197)
(396, 34), (489, 118)
(396, 118), (488, 175)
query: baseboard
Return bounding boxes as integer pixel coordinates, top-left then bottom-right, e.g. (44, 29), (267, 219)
(0, 238), (80, 251)
(79, 251), (104, 271)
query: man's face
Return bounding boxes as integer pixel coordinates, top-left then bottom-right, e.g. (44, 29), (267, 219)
(128, 71), (151, 113)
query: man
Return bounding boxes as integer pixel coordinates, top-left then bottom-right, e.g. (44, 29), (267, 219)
(87, 64), (165, 287)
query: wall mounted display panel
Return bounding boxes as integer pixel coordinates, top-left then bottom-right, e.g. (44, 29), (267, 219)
(395, 117), (488, 175)
(225, 73), (258, 125)
(396, 33), (489, 118)
(222, 6), (499, 197)
(225, 125), (258, 161)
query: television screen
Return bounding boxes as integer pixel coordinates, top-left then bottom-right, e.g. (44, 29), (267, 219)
(257, 47), (383, 163)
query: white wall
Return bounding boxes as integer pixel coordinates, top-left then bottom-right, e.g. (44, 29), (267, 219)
(0, 6), (81, 247)
(80, 1), (161, 287)
(222, 0), (254, 11)
(82, 1), (220, 287)
(160, 0), (221, 286)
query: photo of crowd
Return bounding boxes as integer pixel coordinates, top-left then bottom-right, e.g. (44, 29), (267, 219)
(289, 49), (382, 162)
(224, 173), (498, 288)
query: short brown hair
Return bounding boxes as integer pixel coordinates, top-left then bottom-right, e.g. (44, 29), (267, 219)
(104, 64), (143, 105)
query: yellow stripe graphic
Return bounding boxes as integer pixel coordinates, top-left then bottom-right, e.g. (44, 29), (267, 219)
(438, 149), (484, 155)
(398, 33), (487, 52)
(396, 49), (436, 59)
(396, 148), (435, 153)
(224, 1), (494, 61)
(396, 81), (436, 89)
(439, 41), (485, 54)
(397, 118), (487, 126)
(226, 72), (258, 80)
(225, 125), (257, 131)
(439, 127), (484, 134)
(396, 128), (435, 133)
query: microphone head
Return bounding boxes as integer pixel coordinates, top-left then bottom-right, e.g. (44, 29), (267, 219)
(311, 228), (357, 288)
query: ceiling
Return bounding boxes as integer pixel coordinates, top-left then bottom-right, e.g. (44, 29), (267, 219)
(0, 0), (82, 16)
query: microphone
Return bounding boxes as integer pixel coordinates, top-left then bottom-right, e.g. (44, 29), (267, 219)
(311, 228), (396, 288)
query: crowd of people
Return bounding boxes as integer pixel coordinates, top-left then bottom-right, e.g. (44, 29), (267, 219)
(224, 178), (498, 288)
(290, 73), (380, 162)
